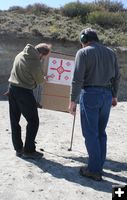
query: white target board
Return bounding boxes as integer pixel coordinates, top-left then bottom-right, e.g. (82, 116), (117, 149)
(42, 52), (75, 112)
(47, 57), (75, 86)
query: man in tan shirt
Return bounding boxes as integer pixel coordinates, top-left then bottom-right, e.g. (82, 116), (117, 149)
(8, 43), (51, 159)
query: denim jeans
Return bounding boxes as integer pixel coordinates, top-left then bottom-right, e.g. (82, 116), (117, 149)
(8, 85), (39, 153)
(80, 87), (112, 173)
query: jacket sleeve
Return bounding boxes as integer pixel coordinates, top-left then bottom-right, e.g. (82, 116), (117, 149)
(30, 60), (44, 85)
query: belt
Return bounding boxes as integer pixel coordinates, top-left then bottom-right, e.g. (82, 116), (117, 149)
(83, 85), (112, 89)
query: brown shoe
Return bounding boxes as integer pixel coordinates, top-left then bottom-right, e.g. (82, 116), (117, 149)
(22, 151), (44, 159)
(79, 166), (102, 181)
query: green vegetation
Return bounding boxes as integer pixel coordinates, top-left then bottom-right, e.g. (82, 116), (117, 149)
(0, 0), (127, 47)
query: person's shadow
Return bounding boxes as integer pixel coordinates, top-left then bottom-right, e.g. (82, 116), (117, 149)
(62, 155), (127, 185)
(21, 150), (127, 194)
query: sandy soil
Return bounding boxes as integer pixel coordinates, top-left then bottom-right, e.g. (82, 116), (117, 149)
(0, 100), (127, 200)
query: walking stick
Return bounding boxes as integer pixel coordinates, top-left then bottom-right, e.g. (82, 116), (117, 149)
(68, 112), (76, 151)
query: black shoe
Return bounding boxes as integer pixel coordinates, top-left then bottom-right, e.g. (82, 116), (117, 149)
(79, 166), (102, 181)
(16, 149), (24, 157)
(36, 102), (42, 109)
(22, 151), (44, 159)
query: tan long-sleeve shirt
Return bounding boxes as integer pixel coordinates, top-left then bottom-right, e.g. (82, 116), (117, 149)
(9, 44), (44, 89)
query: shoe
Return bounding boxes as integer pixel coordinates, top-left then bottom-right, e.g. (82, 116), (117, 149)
(16, 149), (24, 157)
(79, 166), (102, 181)
(36, 102), (42, 109)
(22, 151), (44, 159)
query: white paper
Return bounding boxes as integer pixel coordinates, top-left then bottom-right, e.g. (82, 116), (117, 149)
(47, 57), (75, 86)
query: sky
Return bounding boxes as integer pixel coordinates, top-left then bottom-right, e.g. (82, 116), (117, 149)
(0, 0), (127, 10)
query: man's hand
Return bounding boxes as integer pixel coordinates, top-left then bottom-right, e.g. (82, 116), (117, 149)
(112, 97), (117, 107)
(44, 75), (48, 81)
(3, 91), (9, 97)
(68, 101), (77, 115)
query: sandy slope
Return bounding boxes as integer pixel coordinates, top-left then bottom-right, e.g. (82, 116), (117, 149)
(0, 101), (127, 200)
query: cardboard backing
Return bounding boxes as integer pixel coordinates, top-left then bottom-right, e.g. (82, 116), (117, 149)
(42, 52), (75, 112)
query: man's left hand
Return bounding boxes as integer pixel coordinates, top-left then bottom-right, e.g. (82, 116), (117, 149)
(3, 91), (9, 96)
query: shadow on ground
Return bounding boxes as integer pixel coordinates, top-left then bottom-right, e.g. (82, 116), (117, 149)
(21, 150), (127, 194)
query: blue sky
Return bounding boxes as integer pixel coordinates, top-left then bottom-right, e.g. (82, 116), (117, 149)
(0, 0), (127, 10)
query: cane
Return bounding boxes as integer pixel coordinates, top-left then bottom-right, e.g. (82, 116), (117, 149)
(68, 111), (76, 151)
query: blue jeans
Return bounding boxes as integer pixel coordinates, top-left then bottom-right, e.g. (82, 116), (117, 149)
(80, 87), (112, 173)
(9, 85), (39, 153)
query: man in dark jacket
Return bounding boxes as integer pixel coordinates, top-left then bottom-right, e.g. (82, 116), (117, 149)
(69, 28), (120, 180)
(8, 43), (51, 159)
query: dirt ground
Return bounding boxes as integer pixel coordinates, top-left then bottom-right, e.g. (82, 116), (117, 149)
(0, 100), (127, 200)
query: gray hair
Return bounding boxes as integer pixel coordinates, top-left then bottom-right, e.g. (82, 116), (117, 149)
(80, 28), (99, 43)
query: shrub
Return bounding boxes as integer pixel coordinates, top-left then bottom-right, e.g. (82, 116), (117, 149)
(61, 2), (92, 18)
(87, 11), (125, 28)
(8, 6), (25, 13)
(25, 3), (51, 15)
(61, 1), (124, 18)
(95, 0), (123, 12)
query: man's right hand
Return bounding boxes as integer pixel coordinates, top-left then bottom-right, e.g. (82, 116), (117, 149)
(68, 101), (77, 115)
(112, 97), (117, 107)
